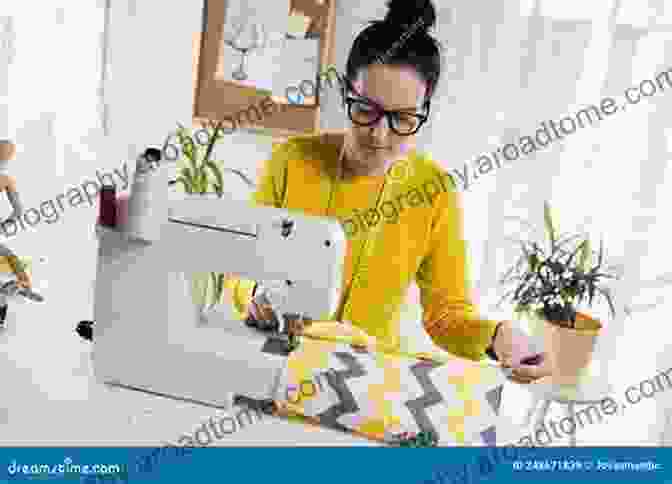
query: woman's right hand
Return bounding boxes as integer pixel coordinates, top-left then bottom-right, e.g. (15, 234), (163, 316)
(246, 298), (275, 324)
(246, 289), (311, 336)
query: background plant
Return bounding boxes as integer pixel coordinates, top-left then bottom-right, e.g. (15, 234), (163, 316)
(172, 121), (228, 311)
(499, 202), (620, 329)
(174, 121), (225, 196)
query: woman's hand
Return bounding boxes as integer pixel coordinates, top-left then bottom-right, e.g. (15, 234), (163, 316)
(246, 295), (311, 335)
(245, 298), (281, 332)
(493, 320), (551, 384)
(16, 271), (31, 290)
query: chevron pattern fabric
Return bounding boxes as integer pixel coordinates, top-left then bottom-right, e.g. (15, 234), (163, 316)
(272, 338), (506, 445)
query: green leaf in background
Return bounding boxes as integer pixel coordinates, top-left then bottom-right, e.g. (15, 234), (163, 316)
(566, 239), (586, 268)
(210, 272), (219, 308)
(528, 252), (539, 272)
(176, 176), (191, 194)
(168, 121), (234, 314)
(543, 200), (557, 249)
(598, 287), (616, 319)
(199, 170), (208, 193)
(209, 124), (224, 144)
(180, 167), (194, 188)
(215, 273), (225, 305)
(579, 239), (591, 272)
(204, 161), (224, 194)
(177, 123), (198, 167)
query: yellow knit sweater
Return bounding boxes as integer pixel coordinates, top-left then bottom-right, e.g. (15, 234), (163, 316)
(225, 132), (498, 361)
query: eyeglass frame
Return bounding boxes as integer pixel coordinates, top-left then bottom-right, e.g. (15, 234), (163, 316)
(340, 77), (431, 136)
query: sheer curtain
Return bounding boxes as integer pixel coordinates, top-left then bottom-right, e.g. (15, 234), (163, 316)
(412, 0), (672, 443)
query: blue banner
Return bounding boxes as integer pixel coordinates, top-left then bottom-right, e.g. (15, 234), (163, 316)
(0, 447), (670, 484)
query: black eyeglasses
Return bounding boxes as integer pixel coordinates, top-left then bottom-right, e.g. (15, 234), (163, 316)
(342, 78), (430, 136)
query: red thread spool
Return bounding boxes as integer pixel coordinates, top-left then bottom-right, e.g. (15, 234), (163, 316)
(99, 184), (117, 227)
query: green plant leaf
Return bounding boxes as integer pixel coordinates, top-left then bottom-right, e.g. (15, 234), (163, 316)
(566, 239), (587, 269)
(196, 170), (205, 193)
(597, 287), (616, 319)
(520, 241), (531, 262)
(543, 201), (557, 250)
(216, 273), (225, 304)
(208, 272), (220, 308)
(555, 233), (583, 249)
(176, 125), (197, 167)
(180, 167), (194, 187)
(579, 239), (591, 272)
(188, 142), (199, 173)
(588, 279), (596, 307)
(203, 120), (225, 164)
(591, 273), (619, 281)
(175, 176), (191, 194)
(204, 161), (224, 193)
(209, 122), (225, 144)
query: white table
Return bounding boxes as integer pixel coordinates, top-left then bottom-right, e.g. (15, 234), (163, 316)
(0, 257), (373, 448)
(523, 376), (614, 446)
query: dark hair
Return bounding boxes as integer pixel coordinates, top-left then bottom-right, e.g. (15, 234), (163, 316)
(343, 0), (442, 103)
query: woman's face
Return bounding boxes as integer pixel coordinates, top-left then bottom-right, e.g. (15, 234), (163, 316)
(344, 64), (427, 174)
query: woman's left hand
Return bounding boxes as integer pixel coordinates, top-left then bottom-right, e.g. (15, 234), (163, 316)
(493, 320), (551, 384)
(16, 271), (31, 289)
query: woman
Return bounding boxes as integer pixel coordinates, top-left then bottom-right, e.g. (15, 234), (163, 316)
(229, 0), (548, 383)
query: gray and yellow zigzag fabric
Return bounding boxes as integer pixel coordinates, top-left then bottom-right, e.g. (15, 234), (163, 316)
(269, 335), (506, 445)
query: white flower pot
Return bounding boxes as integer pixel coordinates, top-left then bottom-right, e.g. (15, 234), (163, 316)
(539, 312), (602, 385)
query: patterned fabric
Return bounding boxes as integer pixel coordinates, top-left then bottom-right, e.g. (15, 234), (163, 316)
(269, 333), (505, 446)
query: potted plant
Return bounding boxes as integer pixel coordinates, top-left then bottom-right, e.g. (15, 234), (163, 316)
(171, 121), (228, 316)
(499, 202), (621, 384)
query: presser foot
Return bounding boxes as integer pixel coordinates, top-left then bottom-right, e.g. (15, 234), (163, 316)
(245, 313), (311, 355)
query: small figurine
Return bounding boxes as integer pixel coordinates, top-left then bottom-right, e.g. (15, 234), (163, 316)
(0, 140), (23, 229)
(0, 140), (41, 328)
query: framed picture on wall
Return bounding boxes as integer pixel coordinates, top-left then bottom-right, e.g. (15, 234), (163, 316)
(193, 0), (337, 136)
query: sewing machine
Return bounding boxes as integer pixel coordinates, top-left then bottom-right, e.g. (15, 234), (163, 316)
(91, 192), (346, 410)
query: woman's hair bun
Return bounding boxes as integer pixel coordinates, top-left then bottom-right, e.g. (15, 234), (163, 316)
(384, 0), (436, 31)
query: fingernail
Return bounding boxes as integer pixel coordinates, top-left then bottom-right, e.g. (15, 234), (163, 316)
(250, 305), (261, 320)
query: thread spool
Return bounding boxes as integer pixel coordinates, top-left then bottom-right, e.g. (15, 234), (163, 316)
(124, 148), (168, 242)
(98, 184), (117, 228)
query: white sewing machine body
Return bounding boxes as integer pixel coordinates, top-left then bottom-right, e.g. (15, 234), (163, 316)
(92, 190), (346, 408)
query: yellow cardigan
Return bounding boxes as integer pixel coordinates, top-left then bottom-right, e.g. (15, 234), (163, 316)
(225, 133), (498, 361)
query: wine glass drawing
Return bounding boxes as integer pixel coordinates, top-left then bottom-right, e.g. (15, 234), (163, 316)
(224, 20), (267, 81)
